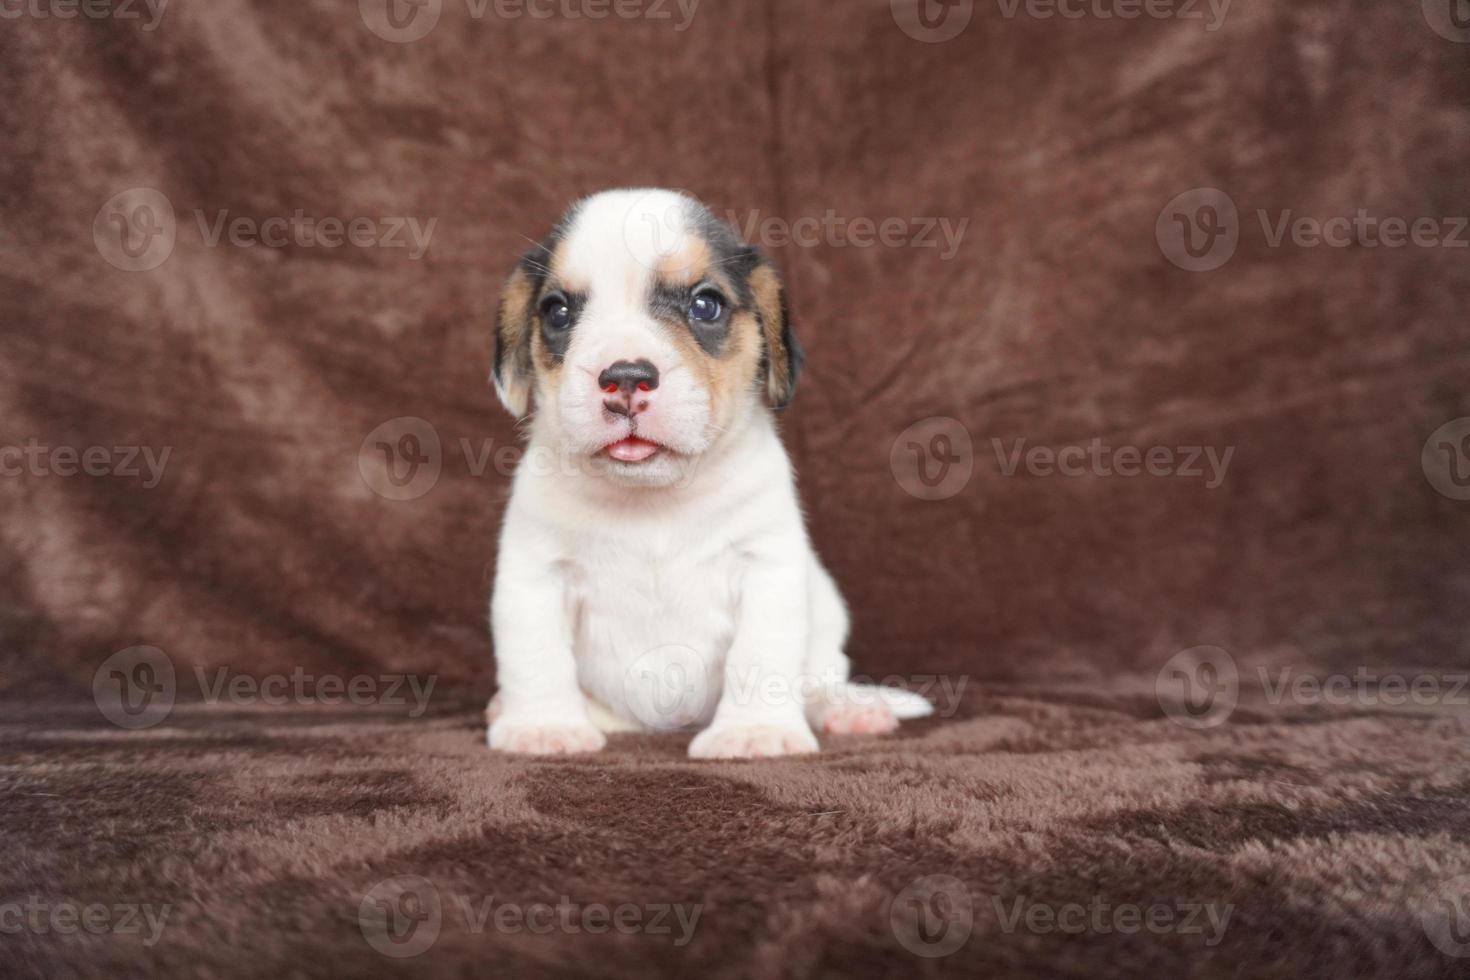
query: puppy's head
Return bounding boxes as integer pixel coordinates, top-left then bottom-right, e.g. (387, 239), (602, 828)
(493, 189), (802, 488)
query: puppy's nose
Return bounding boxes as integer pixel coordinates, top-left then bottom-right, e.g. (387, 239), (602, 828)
(598, 359), (659, 396)
(599, 359), (659, 418)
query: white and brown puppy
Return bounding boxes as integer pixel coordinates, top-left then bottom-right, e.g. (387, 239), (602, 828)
(486, 189), (931, 758)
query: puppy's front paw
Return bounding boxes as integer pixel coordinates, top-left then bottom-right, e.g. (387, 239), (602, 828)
(688, 723), (818, 760)
(488, 717), (606, 756)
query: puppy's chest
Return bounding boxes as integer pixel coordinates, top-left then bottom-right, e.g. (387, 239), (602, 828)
(563, 526), (743, 653)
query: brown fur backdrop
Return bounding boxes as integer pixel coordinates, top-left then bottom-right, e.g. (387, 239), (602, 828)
(3, 0), (1469, 977)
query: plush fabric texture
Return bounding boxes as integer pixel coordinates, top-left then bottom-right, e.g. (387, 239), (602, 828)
(5, 692), (1470, 978)
(3, 0), (1467, 693)
(3, 0), (1469, 977)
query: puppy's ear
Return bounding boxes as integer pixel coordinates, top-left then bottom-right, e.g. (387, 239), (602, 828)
(492, 253), (541, 418)
(747, 255), (804, 410)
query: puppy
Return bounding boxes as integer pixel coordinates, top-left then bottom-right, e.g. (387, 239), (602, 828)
(486, 189), (931, 758)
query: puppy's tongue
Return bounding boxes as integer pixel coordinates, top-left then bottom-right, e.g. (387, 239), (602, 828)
(607, 437), (660, 463)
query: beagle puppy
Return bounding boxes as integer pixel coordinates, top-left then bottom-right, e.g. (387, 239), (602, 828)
(486, 189), (931, 758)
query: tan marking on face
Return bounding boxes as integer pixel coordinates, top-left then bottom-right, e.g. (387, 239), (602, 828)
(547, 239), (589, 296)
(529, 322), (564, 398)
(655, 231), (712, 287)
(523, 240), (572, 401)
(652, 278), (763, 433)
(530, 334), (564, 380)
(712, 309), (764, 421)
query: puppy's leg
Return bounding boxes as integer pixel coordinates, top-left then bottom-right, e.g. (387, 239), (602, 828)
(689, 553), (819, 759)
(487, 692), (641, 735)
(803, 560), (898, 736)
(581, 695), (643, 734)
(487, 536), (605, 756)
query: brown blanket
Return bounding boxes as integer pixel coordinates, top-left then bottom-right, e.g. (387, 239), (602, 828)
(5, 691), (1470, 978)
(2, 0), (1469, 976)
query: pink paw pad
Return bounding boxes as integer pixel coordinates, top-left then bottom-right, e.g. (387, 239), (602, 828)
(821, 701), (898, 735)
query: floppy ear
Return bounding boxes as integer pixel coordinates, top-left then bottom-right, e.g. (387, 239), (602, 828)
(492, 260), (538, 418)
(747, 258), (804, 410)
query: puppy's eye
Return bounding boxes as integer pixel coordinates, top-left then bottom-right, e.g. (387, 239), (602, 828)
(542, 297), (572, 330)
(689, 290), (724, 323)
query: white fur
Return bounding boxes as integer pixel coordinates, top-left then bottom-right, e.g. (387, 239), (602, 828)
(487, 190), (931, 759)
